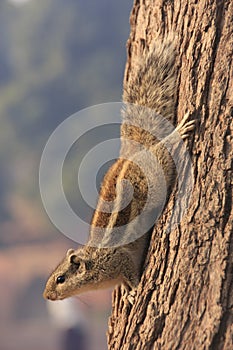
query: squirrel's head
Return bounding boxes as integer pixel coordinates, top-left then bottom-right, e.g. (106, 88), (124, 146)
(43, 248), (96, 301)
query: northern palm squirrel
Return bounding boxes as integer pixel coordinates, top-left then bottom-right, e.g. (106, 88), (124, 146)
(43, 35), (195, 302)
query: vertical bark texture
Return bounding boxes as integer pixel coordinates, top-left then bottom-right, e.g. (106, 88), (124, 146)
(108, 1), (233, 349)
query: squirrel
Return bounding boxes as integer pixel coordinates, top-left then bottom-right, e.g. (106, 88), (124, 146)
(43, 35), (195, 302)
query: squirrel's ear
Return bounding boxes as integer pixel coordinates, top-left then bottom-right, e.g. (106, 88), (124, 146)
(66, 249), (75, 257)
(70, 252), (82, 265)
(69, 254), (92, 270)
(70, 254), (79, 264)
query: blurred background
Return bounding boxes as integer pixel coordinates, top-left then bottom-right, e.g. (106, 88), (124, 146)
(0, 0), (132, 349)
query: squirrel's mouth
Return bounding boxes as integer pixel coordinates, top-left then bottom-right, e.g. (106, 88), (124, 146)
(43, 289), (61, 301)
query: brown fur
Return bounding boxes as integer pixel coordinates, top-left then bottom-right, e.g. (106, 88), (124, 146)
(43, 35), (195, 302)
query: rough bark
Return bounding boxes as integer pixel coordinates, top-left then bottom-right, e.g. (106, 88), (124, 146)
(108, 1), (233, 349)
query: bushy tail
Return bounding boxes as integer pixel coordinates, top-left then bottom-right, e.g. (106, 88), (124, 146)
(121, 35), (177, 148)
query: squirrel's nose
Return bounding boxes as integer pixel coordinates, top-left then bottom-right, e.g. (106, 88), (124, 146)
(43, 290), (57, 301)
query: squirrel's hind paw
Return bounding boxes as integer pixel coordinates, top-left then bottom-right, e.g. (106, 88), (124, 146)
(176, 113), (196, 140)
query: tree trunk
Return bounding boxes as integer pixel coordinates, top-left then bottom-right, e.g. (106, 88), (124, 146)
(108, 1), (233, 349)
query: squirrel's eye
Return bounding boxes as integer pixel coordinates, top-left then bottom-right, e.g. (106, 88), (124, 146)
(56, 275), (65, 284)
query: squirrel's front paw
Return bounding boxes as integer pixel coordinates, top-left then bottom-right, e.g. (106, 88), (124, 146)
(127, 288), (137, 305)
(121, 285), (137, 305)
